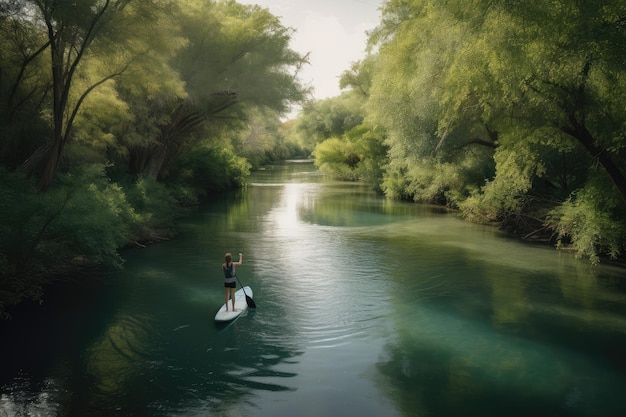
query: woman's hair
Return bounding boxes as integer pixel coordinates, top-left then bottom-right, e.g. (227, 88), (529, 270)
(224, 253), (232, 263)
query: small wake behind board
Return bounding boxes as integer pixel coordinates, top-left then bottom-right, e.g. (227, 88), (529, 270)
(214, 286), (254, 323)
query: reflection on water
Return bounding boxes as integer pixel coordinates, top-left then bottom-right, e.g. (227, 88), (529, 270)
(0, 375), (68, 417)
(1, 161), (626, 417)
(371, 222), (626, 416)
(81, 313), (160, 414)
(379, 300), (626, 416)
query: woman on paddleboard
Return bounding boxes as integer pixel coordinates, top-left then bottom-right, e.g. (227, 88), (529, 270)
(222, 252), (242, 311)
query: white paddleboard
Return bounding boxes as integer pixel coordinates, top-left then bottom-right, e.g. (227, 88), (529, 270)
(214, 286), (253, 322)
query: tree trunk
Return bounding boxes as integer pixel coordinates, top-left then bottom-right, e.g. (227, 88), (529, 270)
(36, 34), (66, 192)
(36, 139), (63, 191)
(563, 114), (626, 209)
(128, 147), (151, 175)
(32, 0), (114, 192)
(144, 143), (168, 180)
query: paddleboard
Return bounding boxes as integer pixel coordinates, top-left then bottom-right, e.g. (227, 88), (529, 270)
(214, 286), (253, 322)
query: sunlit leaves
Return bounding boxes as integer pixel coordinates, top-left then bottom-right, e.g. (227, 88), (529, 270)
(0, 0), (314, 314)
(170, 145), (251, 197)
(292, 92), (365, 149)
(548, 175), (626, 264)
(174, 0), (306, 114)
(114, 0), (309, 179)
(363, 0), (626, 261)
(313, 137), (360, 180)
(339, 58), (375, 98)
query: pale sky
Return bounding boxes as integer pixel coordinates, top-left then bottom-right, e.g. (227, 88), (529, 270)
(237, 0), (382, 103)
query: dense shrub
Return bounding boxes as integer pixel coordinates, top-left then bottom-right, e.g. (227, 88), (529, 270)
(0, 165), (132, 316)
(547, 176), (626, 264)
(171, 146), (251, 199)
(124, 177), (180, 242)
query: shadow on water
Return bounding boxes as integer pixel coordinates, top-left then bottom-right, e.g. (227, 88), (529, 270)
(376, 311), (626, 417)
(369, 228), (626, 417)
(72, 276), (301, 416)
(0, 247), (302, 416)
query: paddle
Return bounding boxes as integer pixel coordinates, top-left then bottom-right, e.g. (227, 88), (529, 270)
(236, 275), (256, 308)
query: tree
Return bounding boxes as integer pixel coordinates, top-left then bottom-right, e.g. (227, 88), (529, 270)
(434, 0), (626, 208)
(121, 0), (309, 180)
(4, 0), (180, 191)
(339, 57), (375, 99)
(292, 93), (365, 150)
(366, 0), (494, 205)
(0, 1), (51, 170)
(365, 0), (626, 260)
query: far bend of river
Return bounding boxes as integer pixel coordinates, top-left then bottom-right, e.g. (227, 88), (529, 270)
(2, 161), (626, 417)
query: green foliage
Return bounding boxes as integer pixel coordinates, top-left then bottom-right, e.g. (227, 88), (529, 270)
(292, 93), (365, 149)
(0, 169), (43, 311)
(0, 0), (311, 314)
(123, 177), (180, 240)
(459, 135), (546, 222)
(0, 165), (132, 315)
(234, 108), (310, 168)
(0, 163), (204, 316)
(111, 0), (309, 180)
(547, 176), (626, 264)
(53, 166), (131, 268)
(345, 124), (388, 189)
(339, 57), (375, 98)
(174, 0), (308, 114)
(1, 0), (308, 183)
(0, 3), (51, 170)
(361, 0), (626, 261)
(313, 137), (361, 181)
(379, 159), (413, 201)
(171, 145), (251, 198)
(312, 123), (387, 186)
(294, 87), (389, 187)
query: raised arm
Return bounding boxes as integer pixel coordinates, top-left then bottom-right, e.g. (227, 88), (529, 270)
(233, 253), (243, 266)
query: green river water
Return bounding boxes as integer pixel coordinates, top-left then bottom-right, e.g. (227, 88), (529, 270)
(2, 161), (626, 417)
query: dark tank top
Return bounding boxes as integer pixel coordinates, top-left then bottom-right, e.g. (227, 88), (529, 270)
(223, 263), (236, 283)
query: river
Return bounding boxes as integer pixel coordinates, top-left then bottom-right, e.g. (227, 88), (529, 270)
(2, 160), (626, 417)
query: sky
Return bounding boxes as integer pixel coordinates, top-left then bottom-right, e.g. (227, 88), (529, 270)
(237, 0), (383, 104)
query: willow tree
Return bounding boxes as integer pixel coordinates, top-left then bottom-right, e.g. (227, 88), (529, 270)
(122, 0), (309, 180)
(434, 0), (626, 258)
(367, 0), (495, 204)
(367, 0), (626, 260)
(4, 0), (180, 191)
(293, 93), (365, 149)
(432, 1), (626, 207)
(0, 1), (52, 171)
